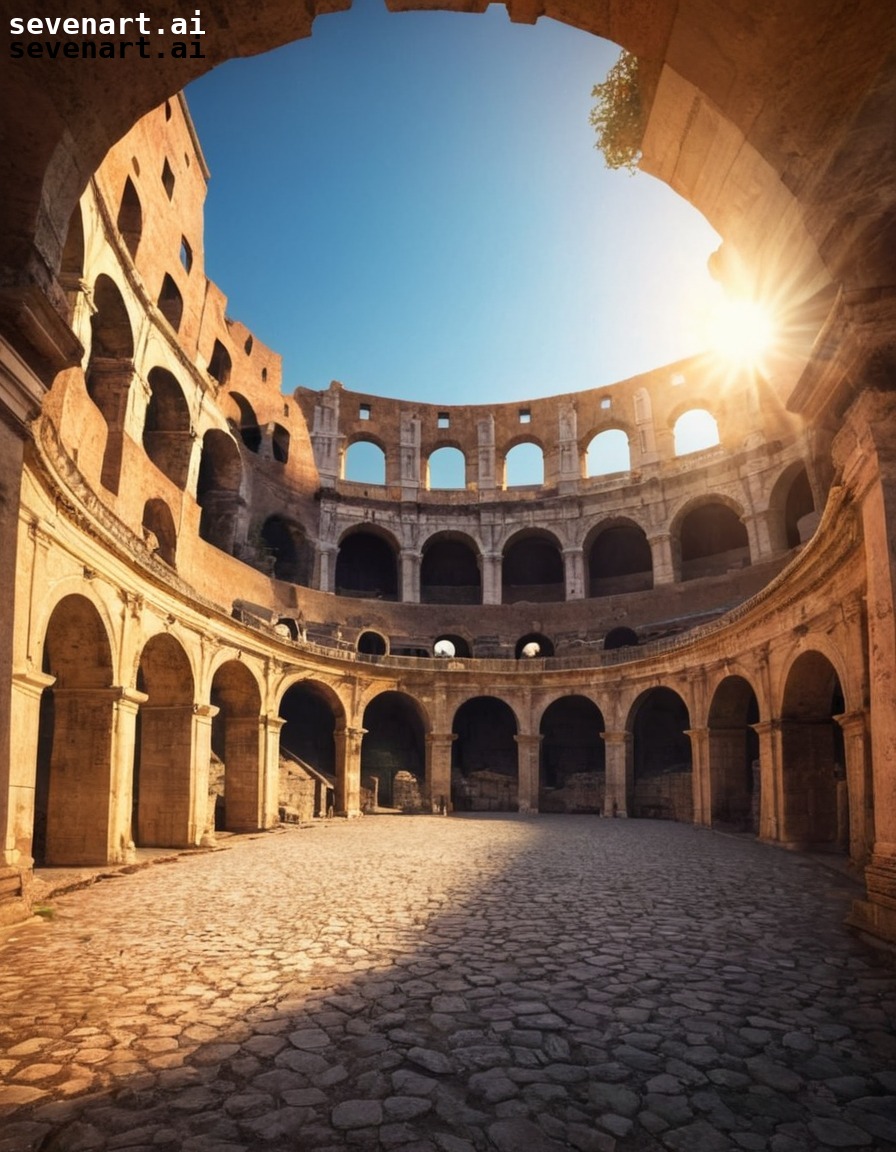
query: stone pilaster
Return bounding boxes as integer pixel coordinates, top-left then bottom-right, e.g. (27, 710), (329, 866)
(602, 730), (632, 816)
(335, 725), (366, 818)
(426, 732), (456, 813)
(514, 733), (542, 812)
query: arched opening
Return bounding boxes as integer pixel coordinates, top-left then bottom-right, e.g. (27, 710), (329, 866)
(361, 692), (427, 811)
(434, 634), (471, 658)
(86, 274), (134, 495)
(502, 531), (564, 603)
(344, 439), (386, 485)
(780, 652), (848, 853)
(587, 521), (652, 596)
(142, 498), (177, 566)
(209, 660), (263, 834)
(708, 676), (761, 833)
(207, 338), (232, 388)
(504, 441), (544, 487)
(630, 688), (693, 821)
(116, 176), (143, 259)
(427, 445), (466, 490)
(604, 626), (638, 650)
(156, 273), (184, 331)
(784, 466), (816, 547)
(271, 423), (290, 464)
(59, 204), (85, 317)
(278, 681), (342, 821)
(673, 409), (720, 456)
(586, 429), (630, 477)
(260, 515), (313, 585)
(420, 534), (481, 604)
(196, 429), (243, 553)
(143, 367), (192, 488)
(679, 502), (750, 581)
(539, 696), (605, 813)
(357, 630), (388, 656)
(228, 391), (262, 453)
(34, 596), (115, 866)
(515, 633), (554, 659)
(135, 633), (195, 847)
(451, 697), (518, 812)
(335, 529), (399, 600)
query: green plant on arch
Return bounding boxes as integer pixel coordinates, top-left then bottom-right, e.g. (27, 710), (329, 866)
(589, 49), (645, 174)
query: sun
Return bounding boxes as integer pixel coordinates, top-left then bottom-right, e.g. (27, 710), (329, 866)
(706, 296), (777, 369)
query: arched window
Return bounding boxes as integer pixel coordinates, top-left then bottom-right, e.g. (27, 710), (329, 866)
(143, 368), (191, 489)
(586, 429), (630, 476)
(207, 339), (232, 388)
(86, 274), (134, 494)
(142, 498), (177, 566)
(228, 392), (262, 453)
(271, 423), (290, 464)
(421, 535), (481, 604)
(505, 442), (544, 487)
(196, 430), (242, 553)
(344, 440), (386, 485)
(673, 409), (720, 455)
(679, 502), (750, 580)
(116, 177), (142, 259)
(335, 530), (398, 599)
(502, 532), (564, 602)
(428, 446), (466, 490)
(157, 273), (184, 332)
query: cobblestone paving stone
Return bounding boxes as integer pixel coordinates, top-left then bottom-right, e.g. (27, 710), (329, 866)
(1, 815), (895, 1152)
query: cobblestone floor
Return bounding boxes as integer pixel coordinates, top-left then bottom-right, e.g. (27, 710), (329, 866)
(1, 815), (895, 1152)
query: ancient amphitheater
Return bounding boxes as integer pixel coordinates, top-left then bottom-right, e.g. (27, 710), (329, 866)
(0, 0), (895, 950)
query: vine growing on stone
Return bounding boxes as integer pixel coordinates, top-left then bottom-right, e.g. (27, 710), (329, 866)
(589, 50), (645, 173)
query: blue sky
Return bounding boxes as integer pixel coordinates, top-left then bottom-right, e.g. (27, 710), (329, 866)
(186, 0), (721, 408)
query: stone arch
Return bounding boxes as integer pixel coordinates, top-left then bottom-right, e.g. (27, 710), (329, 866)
(502, 529), (564, 603)
(344, 437), (386, 485)
(427, 444), (466, 490)
(209, 659), (264, 834)
(34, 594), (115, 866)
(59, 202), (85, 318)
(142, 498), (177, 566)
(673, 408), (720, 456)
(196, 429), (243, 553)
(227, 391), (262, 453)
(707, 674), (761, 833)
(278, 679), (347, 815)
(779, 650), (848, 853)
(335, 526), (399, 600)
(86, 273), (134, 495)
(135, 632), (196, 848)
(357, 629), (388, 656)
(676, 498), (750, 581)
(768, 462), (817, 551)
(420, 531), (481, 604)
(515, 633), (554, 659)
(156, 273), (184, 332)
(585, 428), (631, 477)
(585, 518), (653, 597)
(539, 695), (605, 813)
(504, 440), (544, 487)
(451, 695), (519, 812)
(261, 515), (313, 585)
(270, 423), (290, 464)
(433, 633), (472, 659)
(207, 338), (232, 389)
(361, 690), (429, 811)
(604, 626), (638, 650)
(628, 687), (693, 822)
(116, 176), (143, 260)
(143, 367), (193, 489)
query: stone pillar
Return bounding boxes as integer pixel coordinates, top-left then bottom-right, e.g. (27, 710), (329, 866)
(741, 510), (773, 565)
(335, 725), (365, 818)
(262, 715), (286, 829)
(602, 730), (632, 816)
(317, 544), (338, 594)
(563, 548), (585, 601)
(137, 702), (205, 849)
(686, 727), (711, 826)
(399, 412), (421, 499)
(648, 532), (675, 585)
(86, 355), (134, 494)
(835, 709), (873, 867)
(557, 403), (580, 492)
(481, 551), (503, 605)
(400, 549), (421, 604)
(310, 382), (342, 487)
(6, 670), (56, 866)
(426, 732), (456, 814)
(109, 687), (149, 862)
(632, 387), (658, 468)
(751, 720), (783, 844)
(193, 704), (218, 847)
(514, 734), (542, 812)
(477, 416), (496, 492)
(220, 713), (268, 834)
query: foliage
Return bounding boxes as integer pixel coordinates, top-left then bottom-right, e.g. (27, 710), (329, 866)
(589, 50), (645, 174)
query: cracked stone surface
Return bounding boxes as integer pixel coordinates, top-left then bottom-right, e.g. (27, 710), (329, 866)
(0, 815), (895, 1151)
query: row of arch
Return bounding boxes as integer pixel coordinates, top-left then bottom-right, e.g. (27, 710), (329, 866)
(344, 411), (721, 489)
(29, 593), (855, 870)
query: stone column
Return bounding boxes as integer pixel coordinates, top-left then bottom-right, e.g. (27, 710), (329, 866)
(751, 719), (783, 844)
(5, 670), (56, 867)
(399, 413), (421, 500)
(557, 403), (580, 493)
(601, 730), (632, 816)
(261, 715), (286, 829)
(514, 734), (542, 812)
(193, 704), (218, 847)
(426, 732), (456, 813)
(400, 549), (421, 604)
(481, 551), (503, 605)
(741, 510), (773, 564)
(562, 548), (585, 601)
(109, 687), (149, 862)
(317, 544), (338, 594)
(335, 725), (365, 818)
(647, 532), (675, 585)
(686, 727), (711, 826)
(477, 416), (496, 492)
(835, 709), (873, 867)
(309, 383), (342, 487)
